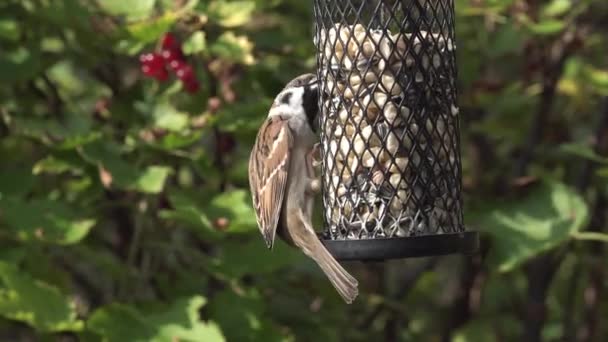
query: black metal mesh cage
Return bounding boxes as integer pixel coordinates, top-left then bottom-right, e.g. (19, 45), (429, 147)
(313, 0), (478, 260)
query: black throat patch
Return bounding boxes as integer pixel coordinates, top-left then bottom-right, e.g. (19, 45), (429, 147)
(302, 84), (319, 131)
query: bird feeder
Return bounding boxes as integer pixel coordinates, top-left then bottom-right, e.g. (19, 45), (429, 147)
(313, 0), (478, 260)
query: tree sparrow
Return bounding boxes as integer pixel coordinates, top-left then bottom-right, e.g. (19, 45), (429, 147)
(248, 73), (359, 303)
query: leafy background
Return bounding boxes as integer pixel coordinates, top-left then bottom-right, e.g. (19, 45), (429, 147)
(0, 0), (607, 341)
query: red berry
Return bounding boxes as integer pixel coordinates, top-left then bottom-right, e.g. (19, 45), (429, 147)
(140, 52), (169, 81)
(183, 79), (200, 93)
(169, 59), (186, 71)
(176, 64), (194, 80)
(151, 53), (165, 67)
(162, 49), (184, 63)
(154, 68), (169, 82)
(139, 53), (154, 63)
(161, 33), (178, 50)
(141, 65), (153, 76)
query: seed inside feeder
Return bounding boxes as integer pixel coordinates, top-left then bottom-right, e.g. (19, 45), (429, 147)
(318, 22), (460, 239)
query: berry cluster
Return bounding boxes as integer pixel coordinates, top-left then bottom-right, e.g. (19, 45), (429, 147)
(139, 33), (200, 93)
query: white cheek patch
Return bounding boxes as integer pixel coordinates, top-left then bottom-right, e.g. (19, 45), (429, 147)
(269, 87), (305, 117)
(287, 87), (304, 111)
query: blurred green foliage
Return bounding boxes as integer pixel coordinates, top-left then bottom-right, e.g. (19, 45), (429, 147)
(0, 0), (607, 341)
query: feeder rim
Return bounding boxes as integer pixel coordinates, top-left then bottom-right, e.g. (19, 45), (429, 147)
(318, 231), (479, 261)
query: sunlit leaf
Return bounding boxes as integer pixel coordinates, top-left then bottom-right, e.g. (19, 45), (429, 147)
(0, 262), (83, 332)
(207, 290), (283, 342)
(525, 19), (565, 35)
(183, 31), (206, 54)
(80, 143), (170, 193)
(542, 0), (572, 17)
(96, 0), (156, 19)
(208, 1), (256, 28)
(135, 166), (171, 194)
(88, 296), (224, 342)
(470, 181), (588, 272)
(0, 18), (19, 41)
(585, 66), (608, 95)
(207, 190), (257, 233)
(153, 102), (189, 132)
(210, 31), (255, 65)
(159, 189), (222, 239)
(0, 198), (95, 245)
(127, 11), (178, 45)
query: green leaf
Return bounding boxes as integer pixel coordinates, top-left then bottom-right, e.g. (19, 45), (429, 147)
(159, 189), (226, 241)
(161, 189), (257, 238)
(0, 47), (42, 83)
(88, 296), (224, 342)
(80, 143), (170, 193)
(127, 11), (178, 45)
(559, 142), (608, 164)
(33, 156), (79, 175)
(153, 102), (189, 132)
(156, 131), (203, 150)
(0, 18), (19, 41)
(182, 31), (207, 54)
(207, 1), (256, 27)
(207, 190), (257, 233)
(526, 19), (565, 35)
(96, 0), (156, 19)
(488, 22), (523, 57)
(542, 0), (572, 17)
(0, 168), (35, 199)
(0, 262), (83, 332)
(453, 321), (497, 342)
(210, 31), (255, 65)
(207, 290), (283, 342)
(135, 166), (171, 194)
(471, 181), (588, 272)
(212, 239), (299, 277)
(11, 113), (97, 149)
(453, 316), (521, 342)
(0, 198), (95, 245)
(215, 99), (270, 134)
(585, 66), (608, 95)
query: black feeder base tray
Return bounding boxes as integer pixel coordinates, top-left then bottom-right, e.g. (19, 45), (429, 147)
(320, 231), (479, 261)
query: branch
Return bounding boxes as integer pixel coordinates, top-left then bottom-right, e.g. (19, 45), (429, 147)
(576, 194), (607, 341)
(440, 252), (485, 342)
(563, 97), (608, 341)
(357, 258), (438, 330)
(576, 97), (608, 190)
(514, 28), (582, 177)
(519, 27), (585, 342)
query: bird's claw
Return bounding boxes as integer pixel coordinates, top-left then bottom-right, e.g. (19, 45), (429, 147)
(311, 143), (322, 169)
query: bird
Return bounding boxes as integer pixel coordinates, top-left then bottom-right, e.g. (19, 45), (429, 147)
(248, 73), (359, 303)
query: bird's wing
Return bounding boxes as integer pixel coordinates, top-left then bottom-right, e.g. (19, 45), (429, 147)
(249, 115), (293, 249)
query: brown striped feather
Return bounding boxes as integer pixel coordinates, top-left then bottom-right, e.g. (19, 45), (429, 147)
(248, 115), (293, 249)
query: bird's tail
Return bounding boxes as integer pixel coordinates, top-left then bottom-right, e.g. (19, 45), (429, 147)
(307, 236), (359, 304)
(288, 207), (359, 303)
(296, 229), (359, 304)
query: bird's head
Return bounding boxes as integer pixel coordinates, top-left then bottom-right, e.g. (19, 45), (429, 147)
(270, 73), (319, 129)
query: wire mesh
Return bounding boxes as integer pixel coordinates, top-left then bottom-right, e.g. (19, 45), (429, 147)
(313, 0), (464, 240)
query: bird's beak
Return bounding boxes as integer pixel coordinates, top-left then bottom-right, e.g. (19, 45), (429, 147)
(307, 76), (319, 90)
